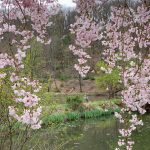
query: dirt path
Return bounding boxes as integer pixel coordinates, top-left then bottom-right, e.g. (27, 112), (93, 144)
(51, 79), (106, 94)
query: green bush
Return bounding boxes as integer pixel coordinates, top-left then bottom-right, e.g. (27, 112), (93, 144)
(95, 60), (122, 98)
(66, 95), (84, 111)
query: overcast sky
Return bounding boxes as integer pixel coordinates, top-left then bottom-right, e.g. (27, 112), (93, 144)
(58, 0), (76, 7)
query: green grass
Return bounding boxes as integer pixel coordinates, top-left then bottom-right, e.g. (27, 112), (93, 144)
(91, 98), (121, 107)
(42, 108), (120, 126)
(39, 93), (121, 126)
(11, 95), (121, 128)
(10, 99), (121, 128)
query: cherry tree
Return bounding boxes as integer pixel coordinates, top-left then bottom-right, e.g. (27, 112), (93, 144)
(104, 5), (150, 150)
(71, 0), (150, 150)
(0, 0), (59, 130)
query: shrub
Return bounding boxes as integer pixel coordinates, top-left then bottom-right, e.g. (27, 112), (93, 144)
(66, 95), (84, 111)
(95, 60), (122, 98)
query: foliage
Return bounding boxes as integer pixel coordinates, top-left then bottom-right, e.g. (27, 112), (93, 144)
(23, 38), (44, 79)
(0, 68), (15, 124)
(66, 95), (84, 111)
(42, 108), (120, 125)
(95, 60), (122, 98)
(38, 92), (54, 106)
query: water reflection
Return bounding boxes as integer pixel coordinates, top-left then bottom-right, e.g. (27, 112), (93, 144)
(1, 115), (150, 150)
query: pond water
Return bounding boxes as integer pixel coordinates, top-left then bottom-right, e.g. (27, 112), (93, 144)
(23, 115), (150, 150)
(2, 115), (150, 150)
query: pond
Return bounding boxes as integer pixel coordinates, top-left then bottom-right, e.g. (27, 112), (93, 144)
(21, 115), (150, 150)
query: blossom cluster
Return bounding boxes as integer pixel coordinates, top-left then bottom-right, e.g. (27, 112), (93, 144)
(69, 45), (91, 77)
(73, 0), (108, 14)
(73, 0), (96, 14)
(69, 14), (101, 77)
(9, 106), (42, 129)
(0, 52), (42, 129)
(9, 73), (42, 129)
(70, 0), (104, 77)
(115, 112), (143, 150)
(70, 16), (101, 48)
(123, 56), (150, 114)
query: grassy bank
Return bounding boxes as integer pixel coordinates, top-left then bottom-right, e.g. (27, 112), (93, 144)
(12, 93), (122, 128)
(38, 92), (122, 126)
(42, 108), (120, 125)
